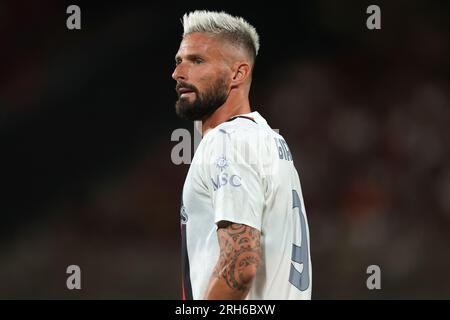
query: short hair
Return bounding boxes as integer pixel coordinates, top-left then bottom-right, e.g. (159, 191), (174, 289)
(182, 10), (260, 61)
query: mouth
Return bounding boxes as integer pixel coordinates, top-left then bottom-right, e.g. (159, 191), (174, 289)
(178, 87), (195, 97)
(176, 83), (197, 98)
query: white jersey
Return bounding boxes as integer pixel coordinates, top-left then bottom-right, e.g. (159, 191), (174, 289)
(181, 111), (312, 300)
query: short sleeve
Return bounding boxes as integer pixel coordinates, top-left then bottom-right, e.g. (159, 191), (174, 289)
(201, 128), (265, 231)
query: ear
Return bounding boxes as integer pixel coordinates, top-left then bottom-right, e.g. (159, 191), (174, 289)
(231, 62), (251, 87)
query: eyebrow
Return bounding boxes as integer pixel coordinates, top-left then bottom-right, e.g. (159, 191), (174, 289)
(175, 53), (205, 62)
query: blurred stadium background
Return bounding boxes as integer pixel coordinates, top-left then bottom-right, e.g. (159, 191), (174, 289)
(1, 0), (449, 298)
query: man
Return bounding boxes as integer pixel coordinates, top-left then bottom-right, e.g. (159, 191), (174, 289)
(173, 10), (312, 300)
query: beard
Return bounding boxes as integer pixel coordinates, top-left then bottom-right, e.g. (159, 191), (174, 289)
(175, 76), (229, 121)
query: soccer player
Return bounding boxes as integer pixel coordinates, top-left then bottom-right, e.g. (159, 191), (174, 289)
(173, 10), (312, 300)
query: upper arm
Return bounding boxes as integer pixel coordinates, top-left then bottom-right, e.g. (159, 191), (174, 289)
(203, 129), (266, 231)
(214, 221), (261, 290)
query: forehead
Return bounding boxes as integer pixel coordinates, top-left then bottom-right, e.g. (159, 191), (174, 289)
(176, 33), (222, 57)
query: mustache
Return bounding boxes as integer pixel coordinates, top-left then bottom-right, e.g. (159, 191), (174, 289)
(175, 82), (198, 94)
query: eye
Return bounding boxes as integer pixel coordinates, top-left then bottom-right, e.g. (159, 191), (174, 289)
(193, 58), (203, 64)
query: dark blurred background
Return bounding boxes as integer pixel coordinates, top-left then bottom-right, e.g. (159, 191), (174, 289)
(1, 0), (449, 299)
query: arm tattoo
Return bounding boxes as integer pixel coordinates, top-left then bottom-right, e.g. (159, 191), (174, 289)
(213, 222), (261, 292)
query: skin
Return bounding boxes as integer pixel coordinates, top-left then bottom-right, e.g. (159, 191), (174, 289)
(172, 33), (261, 300)
(203, 222), (261, 300)
(172, 32), (253, 136)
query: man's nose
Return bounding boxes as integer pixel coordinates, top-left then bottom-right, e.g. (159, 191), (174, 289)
(172, 64), (186, 81)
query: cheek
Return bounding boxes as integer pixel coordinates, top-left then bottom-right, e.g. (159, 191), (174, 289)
(195, 67), (214, 81)
(201, 70), (230, 87)
(193, 65), (231, 91)
(194, 74), (215, 92)
(186, 66), (209, 86)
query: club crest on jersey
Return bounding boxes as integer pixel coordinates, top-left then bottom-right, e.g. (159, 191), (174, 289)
(180, 205), (188, 224)
(215, 155), (228, 172)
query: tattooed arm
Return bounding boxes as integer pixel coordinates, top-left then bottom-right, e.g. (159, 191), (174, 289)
(203, 221), (261, 300)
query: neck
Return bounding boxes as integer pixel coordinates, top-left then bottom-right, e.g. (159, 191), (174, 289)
(200, 90), (251, 136)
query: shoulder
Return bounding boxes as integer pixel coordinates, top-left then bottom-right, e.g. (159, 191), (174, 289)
(204, 117), (273, 148)
(199, 119), (276, 172)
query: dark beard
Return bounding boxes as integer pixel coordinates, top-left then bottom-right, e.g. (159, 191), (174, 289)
(175, 76), (228, 121)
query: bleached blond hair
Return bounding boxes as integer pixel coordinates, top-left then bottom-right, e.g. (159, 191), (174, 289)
(182, 10), (260, 61)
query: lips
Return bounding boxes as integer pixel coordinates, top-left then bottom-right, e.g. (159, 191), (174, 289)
(178, 87), (194, 94)
(176, 83), (197, 97)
